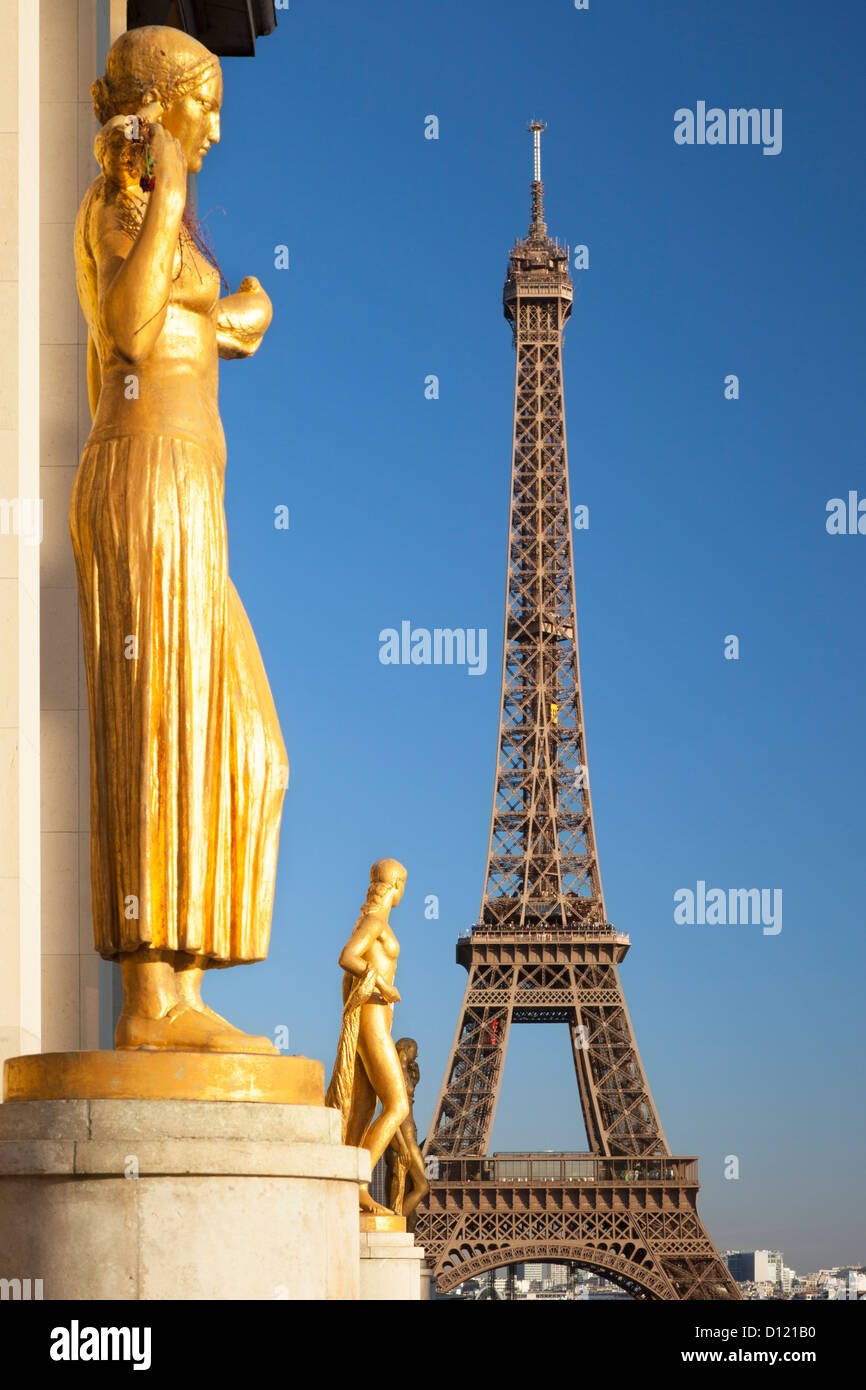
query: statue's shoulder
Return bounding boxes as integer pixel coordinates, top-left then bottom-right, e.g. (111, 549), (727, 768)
(77, 176), (145, 255)
(74, 176), (106, 279)
(76, 174), (104, 221)
(75, 174), (114, 240)
(355, 906), (393, 945)
(357, 907), (383, 934)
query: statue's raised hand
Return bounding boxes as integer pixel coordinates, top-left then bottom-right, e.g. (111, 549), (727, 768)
(145, 119), (188, 203)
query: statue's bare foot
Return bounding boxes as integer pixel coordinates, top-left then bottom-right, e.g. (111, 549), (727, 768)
(358, 1186), (392, 1215)
(115, 1004), (278, 1054)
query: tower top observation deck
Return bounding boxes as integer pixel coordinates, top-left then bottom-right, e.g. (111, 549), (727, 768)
(504, 121), (572, 324)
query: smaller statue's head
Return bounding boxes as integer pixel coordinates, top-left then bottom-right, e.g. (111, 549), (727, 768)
(368, 858), (407, 910)
(92, 25), (222, 174)
(395, 1038), (419, 1095)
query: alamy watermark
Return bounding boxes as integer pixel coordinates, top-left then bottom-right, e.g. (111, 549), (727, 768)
(826, 492), (866, 534)
(50, 1322), (151, 1370)
(674, 881), (782, 935)
(0, 497), (42, 546)
(674, 103), (782, 157)
(379, 621), (487, 676)
(0, 1277), (43, 1299)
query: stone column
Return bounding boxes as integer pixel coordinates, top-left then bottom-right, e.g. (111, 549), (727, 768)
(39, 0), (127, 1062)
(0, 1062), (370, 1300)
(0, 0), (42, 1071)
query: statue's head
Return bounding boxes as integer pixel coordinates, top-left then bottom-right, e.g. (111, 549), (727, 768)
(368, 858), (407, 909)
(92, 25), (222, 174)
(395, 1038), (419, 1095)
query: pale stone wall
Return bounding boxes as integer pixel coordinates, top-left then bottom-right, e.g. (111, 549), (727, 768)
(39, 0), (126, 1058)
(0, 0), (42, 1069)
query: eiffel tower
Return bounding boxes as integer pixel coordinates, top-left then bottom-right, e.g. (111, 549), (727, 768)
(414, 125), (740, 1301)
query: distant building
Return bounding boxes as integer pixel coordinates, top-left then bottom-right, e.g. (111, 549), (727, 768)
(724, 1250), (783, 1284)
(824, 1267), (866, 1299)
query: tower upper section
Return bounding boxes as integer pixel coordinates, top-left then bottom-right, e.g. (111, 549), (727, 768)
(503, 122), (573, 332)
(480, 122), (607, 936)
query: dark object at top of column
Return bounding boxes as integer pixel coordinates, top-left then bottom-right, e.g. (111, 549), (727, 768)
(126, 0), (277, 56)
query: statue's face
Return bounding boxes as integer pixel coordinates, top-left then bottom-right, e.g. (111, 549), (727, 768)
(160, 69), (222, 173)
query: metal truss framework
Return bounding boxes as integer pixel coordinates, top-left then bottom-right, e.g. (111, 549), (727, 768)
(416, 129), (740, 1302)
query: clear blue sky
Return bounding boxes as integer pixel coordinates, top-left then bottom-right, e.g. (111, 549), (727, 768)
(197, 0), (865, 1275)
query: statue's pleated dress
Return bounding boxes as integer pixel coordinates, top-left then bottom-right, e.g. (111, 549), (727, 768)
(70, 180), (286, 965)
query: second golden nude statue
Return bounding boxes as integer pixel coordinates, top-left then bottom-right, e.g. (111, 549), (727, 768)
(71, 26), (286, 1053)
(327, 859), (413, 1213)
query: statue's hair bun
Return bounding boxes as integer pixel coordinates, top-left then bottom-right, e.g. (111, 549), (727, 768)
(91, 76), (112, 125)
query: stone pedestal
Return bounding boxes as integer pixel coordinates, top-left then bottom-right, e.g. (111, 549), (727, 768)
(358, 1214), (426, 1300)
(0, 1056), (371, 1300)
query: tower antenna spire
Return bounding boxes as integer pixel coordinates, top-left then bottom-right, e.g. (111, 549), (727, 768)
(528, 119), (547, 238)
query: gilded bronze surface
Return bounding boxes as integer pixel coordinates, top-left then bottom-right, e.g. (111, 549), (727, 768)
(71, 27), (286, 1053)
(384, 1038), (429, 1222)
(359, 1213), (407, 1234)
(3, 1052), (323, 1105)
(326, 860), (410, 1213)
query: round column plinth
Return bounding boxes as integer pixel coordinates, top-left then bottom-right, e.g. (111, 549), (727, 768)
(0, 1092), (370, 1300)
(3, 1050), (323, 1105)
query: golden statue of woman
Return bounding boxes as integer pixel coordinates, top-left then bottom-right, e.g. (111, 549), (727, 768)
(326, 859), (410, 1213)
(71, 26), (286, 1052)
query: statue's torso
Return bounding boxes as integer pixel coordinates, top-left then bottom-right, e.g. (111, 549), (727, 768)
(77, 179), (226, 464)
(339, 914), (400, 1004)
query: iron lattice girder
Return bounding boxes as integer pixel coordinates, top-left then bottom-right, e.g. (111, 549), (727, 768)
(482, 296), (603, 931)
(419, 181), (739, 1300)
(426, 938), (668, 1161)
(414, 1156), (742, 1300)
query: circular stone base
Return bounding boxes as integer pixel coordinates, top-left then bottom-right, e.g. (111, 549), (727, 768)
(0, 1097), (369, 1300)
(3, 1051), (323, 1105)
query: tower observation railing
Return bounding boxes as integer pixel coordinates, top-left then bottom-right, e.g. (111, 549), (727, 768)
(425, 1155), (699, 1185)
(459, 924), (630, 945)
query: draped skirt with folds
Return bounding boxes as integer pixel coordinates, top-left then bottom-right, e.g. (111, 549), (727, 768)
(70, 432), (287, 964)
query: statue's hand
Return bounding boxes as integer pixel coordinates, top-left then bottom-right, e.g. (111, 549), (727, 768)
(146, 121), (187, 205)
(376, 978), (401, 1005)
